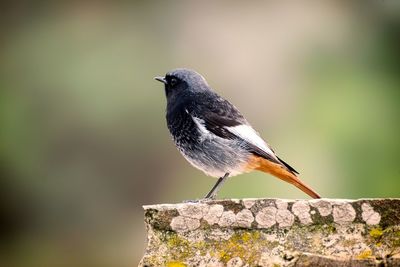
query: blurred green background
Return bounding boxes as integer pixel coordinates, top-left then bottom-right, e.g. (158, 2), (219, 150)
(0, 1), (399, 267)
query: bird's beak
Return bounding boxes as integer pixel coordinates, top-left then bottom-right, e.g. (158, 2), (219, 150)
(154, 76), (167, 84)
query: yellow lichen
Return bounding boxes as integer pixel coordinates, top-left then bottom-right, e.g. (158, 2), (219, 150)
(167, 262), (187, 267)
(240, 232), (252, 242)
(167, 233), (190, 248)
(164, 233), (194, 262)
(162, 230), (282, 265)
(369, 227), (383, 239)
(357, 249), (372, 259)
(215, 231), (268, 264)
(217, 235), (248, 263)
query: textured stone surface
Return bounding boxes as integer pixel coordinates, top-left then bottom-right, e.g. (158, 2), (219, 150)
(139, 198), (400, 266)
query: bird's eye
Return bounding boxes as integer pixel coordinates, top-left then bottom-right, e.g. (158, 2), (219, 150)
(170, 78), (178, 87)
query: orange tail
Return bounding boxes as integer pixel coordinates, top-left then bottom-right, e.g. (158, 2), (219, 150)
(247, 156), (321, 199)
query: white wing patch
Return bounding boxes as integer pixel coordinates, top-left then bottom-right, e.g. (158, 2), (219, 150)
(191, 116), (211, 139)
(226, 124), (275, 157)
(191, 114), (276, 159)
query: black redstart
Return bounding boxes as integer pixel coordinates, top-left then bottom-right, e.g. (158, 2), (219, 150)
(155, 68), (321, 199)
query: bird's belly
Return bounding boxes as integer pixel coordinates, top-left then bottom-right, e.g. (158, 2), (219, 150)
(175, 136), (251, 178)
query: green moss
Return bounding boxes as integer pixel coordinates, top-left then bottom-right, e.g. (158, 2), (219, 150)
(293, 223), (336, 235)
(394, 230), (400, 245)
(386, 228), (400, 248)
(326, 224), (337, 234)
(374, 199), (400, 228)
(146, 209), (179, 230)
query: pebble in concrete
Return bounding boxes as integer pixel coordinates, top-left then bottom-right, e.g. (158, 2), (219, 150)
(292, 201), (312, 225)
(310, 200), (333, 217)
(256, 206), (277, 228)
(219, 210), (236, 227)
(361, 202), (381, 225)
(235, 209), (254, 228)
(203, 204), (224, 225)
(332, 203), (356, 224)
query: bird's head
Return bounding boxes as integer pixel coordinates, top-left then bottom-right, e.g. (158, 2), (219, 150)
(154, 68), (210, 99)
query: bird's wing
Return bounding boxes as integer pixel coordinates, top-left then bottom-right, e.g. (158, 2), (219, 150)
(187, 92), (287, 167)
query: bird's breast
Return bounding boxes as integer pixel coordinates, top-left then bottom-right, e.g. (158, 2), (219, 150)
(166, 106), (199, 148)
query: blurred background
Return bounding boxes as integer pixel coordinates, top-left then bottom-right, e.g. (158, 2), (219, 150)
(0, 1), (399, 266)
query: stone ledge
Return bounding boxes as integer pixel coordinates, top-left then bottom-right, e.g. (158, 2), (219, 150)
(139, 198), (400, 267)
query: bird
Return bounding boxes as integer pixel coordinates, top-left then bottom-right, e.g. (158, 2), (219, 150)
(154, 68), (321, 199)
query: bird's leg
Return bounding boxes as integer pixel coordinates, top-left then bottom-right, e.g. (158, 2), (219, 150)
(204, 173), (229, 200)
